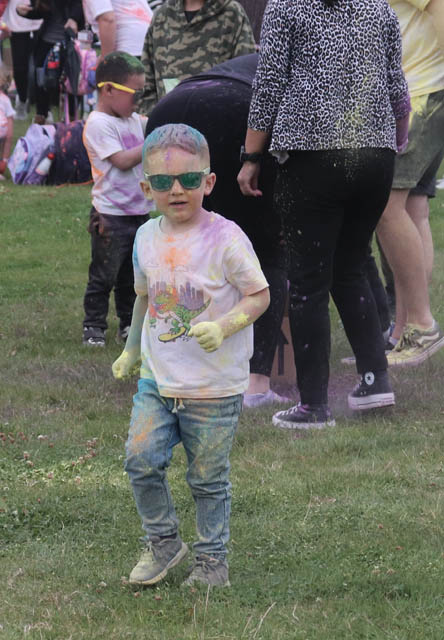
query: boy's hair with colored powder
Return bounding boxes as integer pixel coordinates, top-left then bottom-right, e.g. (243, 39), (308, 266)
(96, 51), (145, 87)
(143, 123), (210, 167)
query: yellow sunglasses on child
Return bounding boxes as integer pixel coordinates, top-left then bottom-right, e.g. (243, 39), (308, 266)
(97, 81), (144, 101)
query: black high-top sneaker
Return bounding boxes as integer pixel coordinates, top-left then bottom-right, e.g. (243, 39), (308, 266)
(348, 370), (395, 410)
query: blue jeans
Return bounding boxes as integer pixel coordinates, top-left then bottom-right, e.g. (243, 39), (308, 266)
(124, 378), (242, 559)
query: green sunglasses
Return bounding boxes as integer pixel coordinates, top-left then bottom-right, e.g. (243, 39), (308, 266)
(143, 168), (211, 191)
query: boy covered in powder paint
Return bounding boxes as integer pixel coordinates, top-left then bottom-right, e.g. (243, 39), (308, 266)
(81, 52), (151, 347)
(112, 123), (270, 587)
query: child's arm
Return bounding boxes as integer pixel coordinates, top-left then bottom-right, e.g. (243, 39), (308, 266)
(112, 294), (148, 379)
(0, 116), (13, 175)
(96, 10), (116, 60)
(188, 288), (270, 353)
(108, 143), (144, 171)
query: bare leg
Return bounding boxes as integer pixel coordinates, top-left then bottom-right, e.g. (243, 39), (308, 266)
(405, 194), (434, 284)
(376, 189), (434, 339)
(246, 373), (270, 394)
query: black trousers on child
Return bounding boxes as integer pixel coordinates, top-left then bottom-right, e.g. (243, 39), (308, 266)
(275, 148), (394, 406)
(83, 210), (148, 332)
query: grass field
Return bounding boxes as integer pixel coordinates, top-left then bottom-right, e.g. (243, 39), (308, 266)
(1, 116), (444, 639)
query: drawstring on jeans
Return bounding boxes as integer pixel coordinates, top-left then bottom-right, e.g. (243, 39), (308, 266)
(172, 398), (185, 413)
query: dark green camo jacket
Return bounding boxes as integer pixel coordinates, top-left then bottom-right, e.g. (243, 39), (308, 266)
(139, 0), (256, 115)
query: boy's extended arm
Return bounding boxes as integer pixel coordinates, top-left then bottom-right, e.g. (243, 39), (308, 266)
(112, 294), (148, 379)
(108, 143), (144, 171)
(188, 287), (270, 353)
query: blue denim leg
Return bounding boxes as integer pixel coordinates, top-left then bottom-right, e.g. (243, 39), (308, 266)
(178, 396), (242, 560)
(124, 378), (181, 539)
(124, 378), (242, 556)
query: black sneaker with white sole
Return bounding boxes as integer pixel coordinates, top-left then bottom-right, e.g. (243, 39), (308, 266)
(348, 370), (395, 410)
(272, 402), (336, 430)
(83, 326), (106, 347)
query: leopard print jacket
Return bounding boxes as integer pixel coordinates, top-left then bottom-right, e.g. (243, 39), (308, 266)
(248, 0), (410, 152)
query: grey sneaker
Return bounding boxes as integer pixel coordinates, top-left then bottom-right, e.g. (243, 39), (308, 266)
(182, 554), (230, 587)
(83, 326), (105, 347)
(14, 100), (28, 120)
(129, 535), (189, 586)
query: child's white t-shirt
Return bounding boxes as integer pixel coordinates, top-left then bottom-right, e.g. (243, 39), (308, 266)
(0, 93), (15, 139)
(82, 0), (152, 57)
(133, 212), (269, 398)
(82, 110), (150, 216)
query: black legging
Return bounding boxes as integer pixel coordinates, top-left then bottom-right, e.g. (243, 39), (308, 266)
(364, 246), (391, 334)
(276, 148), (394, 406)
(33, 37), (56, 117)
(10, 32), (35, 103)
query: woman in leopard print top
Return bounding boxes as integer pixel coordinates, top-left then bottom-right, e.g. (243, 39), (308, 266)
(238, 0), (410, 429)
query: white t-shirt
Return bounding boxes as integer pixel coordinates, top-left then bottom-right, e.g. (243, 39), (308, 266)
(0, 92), (15, 138)
(2, 0), (42, 32)
(390, 0), (444, 97)
(133, 212), (269, 398)
(82, 0), (152, 56)
(82, 110), (150, 216)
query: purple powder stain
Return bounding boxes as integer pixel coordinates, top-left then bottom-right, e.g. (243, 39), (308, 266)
(108, 179), (146, 215)
(121, 133), (143, 151)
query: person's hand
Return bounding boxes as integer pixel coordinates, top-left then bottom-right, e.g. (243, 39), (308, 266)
(16, 4), (32, 17)
(112, 351), (141, 379)
(0, 160), (7, 175)
(0, 22), (11, 40)
(188, 322), (224, 353)
(64, 18), (78, 33)
(237, 162), (263, 197)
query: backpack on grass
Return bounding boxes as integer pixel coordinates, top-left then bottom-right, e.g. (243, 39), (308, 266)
(7, 124), (56, 185)
(8, 120), (91, 186)
(47, 120), (92, 185)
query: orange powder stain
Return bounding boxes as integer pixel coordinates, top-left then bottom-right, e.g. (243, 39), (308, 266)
(161, 245), (191, 270)
(121, 6), (152, 22)
(129, 415), (155, 453)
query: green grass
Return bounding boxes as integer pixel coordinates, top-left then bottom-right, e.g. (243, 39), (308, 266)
(1, 130), (444, 638)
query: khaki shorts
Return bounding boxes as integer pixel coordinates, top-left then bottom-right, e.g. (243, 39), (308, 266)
(393, 88), (444, 191)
